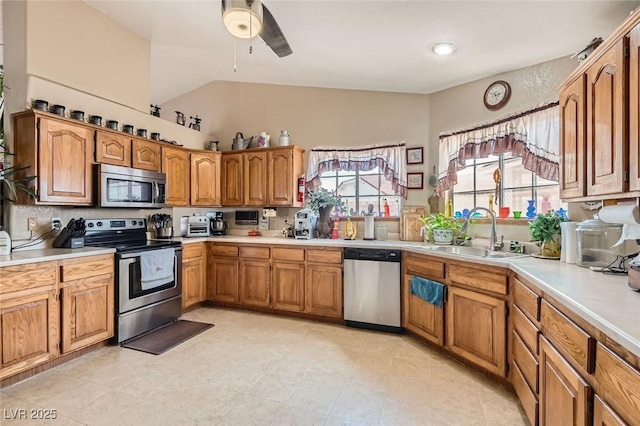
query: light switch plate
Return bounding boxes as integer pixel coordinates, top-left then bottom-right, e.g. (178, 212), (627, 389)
(260, 217), (270, 230)
(263, 208), (277, 218)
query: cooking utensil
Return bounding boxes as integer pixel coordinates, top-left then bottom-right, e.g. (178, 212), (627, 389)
(70, 110), (85, 121)
(89, 115), (103, 126)
(106, 120), (119, 130)
(151, 132), (160, 140)
(122, 124), (134, 134)
(50, 104), (66, 116)
(32, 99), (49, 111)
(137, 128), (148, 138)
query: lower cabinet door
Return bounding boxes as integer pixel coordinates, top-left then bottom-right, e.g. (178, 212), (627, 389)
(0, 290), (59, 379)
(539, 336), (591, 426)
(240, 260), (271, 307)
(445, 286), (506, 376)
(306, 264), (343, 318)
(208, 258), (239, 303)
(182, 256), (205, 309)
(272, 262), (305, 312)
(61, 275), (114, 353)
(402, 274), (444, 345)
(593, 395), (625, 426)
(512, 360), (539, 426)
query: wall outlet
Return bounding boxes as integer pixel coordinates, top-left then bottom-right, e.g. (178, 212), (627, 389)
(28, 217), (38, 231)
(52, 218), (62, 231)
(260, 217), (270, 230)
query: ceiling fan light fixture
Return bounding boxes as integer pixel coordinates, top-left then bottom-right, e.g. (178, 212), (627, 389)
(223, 0), (263, 39)
(432, 42), (457, 56)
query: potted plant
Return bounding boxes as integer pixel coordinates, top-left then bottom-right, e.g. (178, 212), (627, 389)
(419, 213), (462, 245)
(529, 209), (566, 258)
(306, 188), (345, 238)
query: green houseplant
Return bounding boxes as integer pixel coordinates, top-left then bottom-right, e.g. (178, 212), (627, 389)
(306, 188), (345, 238)
(419, 213), (462, 244)
(529, 210), (566, 258)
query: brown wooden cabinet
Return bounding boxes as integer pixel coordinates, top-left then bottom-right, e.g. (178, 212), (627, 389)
(59, 255), (114, 353)
(586, 38), (628, 196)
(630, 23), (640, 191)
(240, 260), (271, 307)
(593, 395), (626, 426)
(132, 138), (162, 172)
(306, 264), (342, 318)
(207, 244), (240, 303)
(272, 261), (305, 312)
(162, 146), (190, 206)
(182, 243), (206, 309)
(446, 286), (506, 377)
(244, 151), (268, 206)
(95, 130), (131, 167)
(13, 111), (93, 205)
(221, 153), (244, 206)
(267, 148), (304, 207)
(559, 75), (586, 199)
(190, 152), (221, 206)
(538, 335), (591, 426)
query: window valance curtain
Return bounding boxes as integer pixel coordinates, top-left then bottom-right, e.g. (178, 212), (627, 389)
(306, 143), (409, 198)
(437, 102), (560, 194)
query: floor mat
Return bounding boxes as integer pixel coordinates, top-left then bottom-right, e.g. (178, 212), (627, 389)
(121, 320), (214, 355)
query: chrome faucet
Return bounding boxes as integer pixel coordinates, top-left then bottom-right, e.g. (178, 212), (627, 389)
(460, 207), (504, 251)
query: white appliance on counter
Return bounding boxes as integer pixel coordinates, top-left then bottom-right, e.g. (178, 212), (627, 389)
(294, 208), (317, 240)
(186, 215), (210, 237)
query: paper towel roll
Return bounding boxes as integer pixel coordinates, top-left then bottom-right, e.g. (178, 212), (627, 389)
(560, 222), (578, 264)
(598, 204), (640, 224)
(612, 224), (640, 247)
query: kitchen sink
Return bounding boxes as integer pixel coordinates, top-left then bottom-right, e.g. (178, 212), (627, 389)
(421, 245), (528, 259)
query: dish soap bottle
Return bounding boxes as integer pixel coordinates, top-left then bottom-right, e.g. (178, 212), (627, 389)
(0, 226), (11, 255)
(383, 199), (390, 217)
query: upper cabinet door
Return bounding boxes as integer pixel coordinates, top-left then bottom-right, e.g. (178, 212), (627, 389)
(559, 75), (586, 199)
(162, 147), (190, 206)
(244, 151), (268, 206)
(222, 153), (244, 206)
(586, 38), (628, 196)
(267, 149), (294, 206)
(38, 117), (93, 205)
(630, 24), (640, 191)
(95, 130), (131, 167)
(191, 152), (221, 206)
(132, 139), (161, 172)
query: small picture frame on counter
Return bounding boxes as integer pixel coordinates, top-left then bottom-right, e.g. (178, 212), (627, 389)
(406, 147), (424, 165)
(407, 172), (424, 189)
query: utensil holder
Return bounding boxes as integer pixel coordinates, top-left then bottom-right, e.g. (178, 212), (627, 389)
(155, 227), (173, 239)
(53, 229), (85, 248)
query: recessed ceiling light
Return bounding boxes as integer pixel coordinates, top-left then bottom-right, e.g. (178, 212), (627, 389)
(432, 42), (457, 56)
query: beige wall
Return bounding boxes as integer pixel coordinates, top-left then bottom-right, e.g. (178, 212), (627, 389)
(25, 0), (150, 113)
(161, 81), (431, 206)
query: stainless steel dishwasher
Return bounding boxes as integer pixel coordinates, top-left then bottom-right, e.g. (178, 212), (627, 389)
(343, 247), (402, 333)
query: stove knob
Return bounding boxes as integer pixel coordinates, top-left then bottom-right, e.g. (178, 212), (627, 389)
(87, 222), (94, 228)
(96, 221), (103, 227)
(131, 220), (137, 226)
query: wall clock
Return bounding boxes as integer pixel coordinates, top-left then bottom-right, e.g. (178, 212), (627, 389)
(483, 80), (511, 111)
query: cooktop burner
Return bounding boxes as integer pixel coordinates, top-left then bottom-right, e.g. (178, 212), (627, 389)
(82, 218), (182, 253)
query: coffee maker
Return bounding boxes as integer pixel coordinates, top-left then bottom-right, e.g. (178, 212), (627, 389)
(207, 211), (228, 236)
(294, 209), (317, 240)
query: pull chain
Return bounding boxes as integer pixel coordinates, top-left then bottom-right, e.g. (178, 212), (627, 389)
(249, 8), (253, 54)
(234, 37), (237, 72)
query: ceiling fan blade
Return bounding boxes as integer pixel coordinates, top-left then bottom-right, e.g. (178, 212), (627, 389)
(260, 3), (292, 57)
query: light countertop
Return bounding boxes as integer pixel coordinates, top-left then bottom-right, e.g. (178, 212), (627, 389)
(2, 237), (638, 358)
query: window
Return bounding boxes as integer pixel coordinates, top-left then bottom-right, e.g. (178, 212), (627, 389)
(319, 167), (402, 217)
(452, 153), (566, 215)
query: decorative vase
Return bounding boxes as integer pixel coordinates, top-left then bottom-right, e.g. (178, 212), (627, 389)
(316, 206), (334, 238)
(540, 234), (561, 258)
(433, 229), (455, 245)
(526, 200), (537, 219)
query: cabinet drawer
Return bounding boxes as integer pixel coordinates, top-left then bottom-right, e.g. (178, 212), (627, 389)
(540, 300), (594, 372)
(307, 249), (342, 264)
(272, 247), (305, 262)
(512, 360), (539, 426)
(183, 243), (204, 260)
(448, 264), (507, 295)
(513, 330), (539, 394)
(513, 305), (539, 355)
(513, 277), (540, 322)
(0, 262), (57, 294)
(403, 254), (445, 281)
(240, 246), (270, 259)
(594, 343), (640, 424)
(209, 244), (239, 258)
(60, 255), (113, 282)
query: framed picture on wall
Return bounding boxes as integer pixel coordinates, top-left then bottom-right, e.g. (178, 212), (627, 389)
(407, 172), (424, 189)
(406, 147), (424, 165)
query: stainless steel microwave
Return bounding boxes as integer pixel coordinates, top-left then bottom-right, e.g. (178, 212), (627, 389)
(96, 164), (166, 208)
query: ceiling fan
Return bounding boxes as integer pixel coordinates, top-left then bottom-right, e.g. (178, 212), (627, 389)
(221, 0), (293, 57)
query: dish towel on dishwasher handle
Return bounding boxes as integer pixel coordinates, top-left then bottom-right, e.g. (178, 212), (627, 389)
(410, 275), (446, 308)
(140, 248), (175, 290)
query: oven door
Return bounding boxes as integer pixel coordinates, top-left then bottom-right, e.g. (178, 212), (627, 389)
(117, 248), (182, 314)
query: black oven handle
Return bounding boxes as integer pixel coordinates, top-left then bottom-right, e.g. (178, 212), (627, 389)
(119, 254), (180, 286)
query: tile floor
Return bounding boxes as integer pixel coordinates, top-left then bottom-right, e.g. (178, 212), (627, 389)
(1, 308), (527, 425)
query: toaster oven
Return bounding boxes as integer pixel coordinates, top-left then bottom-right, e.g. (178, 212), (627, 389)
(186, 216), (210, 237)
